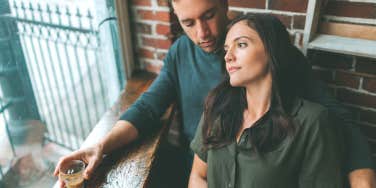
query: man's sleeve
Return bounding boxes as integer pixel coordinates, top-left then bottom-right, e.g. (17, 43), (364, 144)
(304, 77), (374, 172)
(296, 49), (374, 172)
(119, 49), (178, 137)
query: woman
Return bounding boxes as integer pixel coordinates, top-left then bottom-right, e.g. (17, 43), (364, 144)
(189, 14), (344, 188)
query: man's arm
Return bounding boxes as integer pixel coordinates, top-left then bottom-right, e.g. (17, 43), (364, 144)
(292, 46), (376, 187)
(98, 120), (139, 155)
(119, 45), (178, 137)
(303, 76), (376, 182)
(54, 120), (138, 187)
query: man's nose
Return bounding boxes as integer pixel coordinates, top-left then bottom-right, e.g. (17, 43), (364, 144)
(197, 20), (210, 40)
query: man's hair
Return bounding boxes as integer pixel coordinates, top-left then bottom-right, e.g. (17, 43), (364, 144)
(202, 14), (311, 154)
(169, 0), (228, 7)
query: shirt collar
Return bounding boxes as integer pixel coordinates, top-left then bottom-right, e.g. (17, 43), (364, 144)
(289, 98), (303, 117)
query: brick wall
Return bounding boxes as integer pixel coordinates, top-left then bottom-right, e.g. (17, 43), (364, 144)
(313, 0), (376, 159)
(129, 0), (171, 74)
(128, 0), (376, 157)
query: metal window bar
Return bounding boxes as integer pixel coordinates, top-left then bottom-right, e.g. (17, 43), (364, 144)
(0, 1), (110, 150)
(0, 100), (16, 157)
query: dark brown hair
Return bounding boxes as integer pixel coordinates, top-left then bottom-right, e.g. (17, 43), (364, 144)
(202, 14), (308, 153)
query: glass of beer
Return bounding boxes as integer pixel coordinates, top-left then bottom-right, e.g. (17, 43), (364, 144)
(59, 160), (85, 188)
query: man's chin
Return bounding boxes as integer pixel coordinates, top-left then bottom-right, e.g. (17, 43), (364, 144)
(200, 45), (217, 53)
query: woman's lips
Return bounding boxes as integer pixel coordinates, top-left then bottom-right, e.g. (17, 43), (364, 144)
(227, 66), (240, 74)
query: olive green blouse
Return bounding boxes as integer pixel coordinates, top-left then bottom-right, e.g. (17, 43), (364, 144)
(190, 98), (344, 188)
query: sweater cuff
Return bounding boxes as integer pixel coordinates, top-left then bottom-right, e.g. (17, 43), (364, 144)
(119, 106), (154, 137)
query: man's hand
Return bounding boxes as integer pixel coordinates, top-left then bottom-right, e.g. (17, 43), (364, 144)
(349, 169), (376, 188)
(54, 145), (104, 188)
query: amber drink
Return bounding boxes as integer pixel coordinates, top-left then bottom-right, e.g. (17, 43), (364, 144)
(59, 160), (85, 188)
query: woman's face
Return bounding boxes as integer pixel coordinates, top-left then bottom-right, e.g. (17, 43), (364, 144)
(224, 20), (269, 87)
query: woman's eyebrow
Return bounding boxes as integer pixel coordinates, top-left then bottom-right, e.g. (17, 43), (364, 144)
(225, 36), (250, 46)
(233, 36), (252, 42)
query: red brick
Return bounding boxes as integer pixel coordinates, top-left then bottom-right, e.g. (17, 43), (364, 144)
(131, 0), (151, 6)
(289, 34), (295, 44)
(228, 0), (265, 9)
(156, 24), (171, 35)
(288, 32), (303, 47)
(355, 58), (376, 75)
(142, 37), (172, 49)
(293, 15), (306, 30)
(138, 48), (154, 59)
(134, 22), (152, 34)
(296, 33), (303, 47)
(359, 108), (376, 125)
(313, 69), (333, 83)
(337, 88), (376, 108)
(269, 0), (308, 13)
(309, 51), (353, 70)
(157, 0), (169, 7)
(157, 52), (167, 60)
(334, 71), (360, 89)
(363, 77), (376, 93)
(271, 14), (292, 29)
(227, 10), (243, 20)
(137, 10), (170, 22)
(144, 61), (163, 74)
(324, 2), (376, 19)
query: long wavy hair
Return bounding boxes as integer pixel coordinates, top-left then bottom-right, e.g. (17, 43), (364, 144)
(202, 14), (310, 153)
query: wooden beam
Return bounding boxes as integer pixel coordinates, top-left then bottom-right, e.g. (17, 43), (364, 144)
(303, 0), (323, 54)
(115, 0), (135, 79)
(308, 34), (376, 59)
(319, 22), (376, 41)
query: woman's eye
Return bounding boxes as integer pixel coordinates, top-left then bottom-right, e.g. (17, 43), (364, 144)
(237, 42), (247, 48)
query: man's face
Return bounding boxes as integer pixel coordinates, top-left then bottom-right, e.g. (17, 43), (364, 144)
(172, 0), (228, 53)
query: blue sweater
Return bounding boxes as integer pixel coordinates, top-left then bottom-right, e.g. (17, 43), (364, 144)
(120, 35), (223, 142)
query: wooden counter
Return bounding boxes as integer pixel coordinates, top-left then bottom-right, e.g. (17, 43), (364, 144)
(54, 71), (171, 188)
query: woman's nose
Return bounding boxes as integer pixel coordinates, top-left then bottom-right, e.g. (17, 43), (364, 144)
(225, 48), (234, 63)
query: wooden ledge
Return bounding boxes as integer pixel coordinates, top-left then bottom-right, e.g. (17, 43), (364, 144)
(87, 71), (166, 188)
(308, 34), (376, 59)
(54, 71), (170, 188)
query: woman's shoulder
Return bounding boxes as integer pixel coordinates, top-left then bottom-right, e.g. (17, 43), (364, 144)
(294, 98), (329, 126)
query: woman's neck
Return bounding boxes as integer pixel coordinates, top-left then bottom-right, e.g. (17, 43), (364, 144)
(244, 74), (272, 122)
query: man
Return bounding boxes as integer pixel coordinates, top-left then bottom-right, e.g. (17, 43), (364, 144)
(55, 0), (376, 187)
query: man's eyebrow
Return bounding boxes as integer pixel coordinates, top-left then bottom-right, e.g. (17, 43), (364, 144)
(201, 7), (216, 18)
(180, 18), (193, 23)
